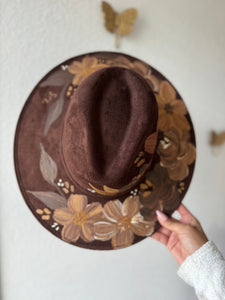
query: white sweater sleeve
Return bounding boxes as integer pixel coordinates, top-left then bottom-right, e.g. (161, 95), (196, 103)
(177, 241), (225, 300)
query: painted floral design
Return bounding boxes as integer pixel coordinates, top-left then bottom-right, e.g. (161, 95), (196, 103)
(157, 128), (196, 181)
(53, 194), (103, 243)
(25, 53), (196, 250)
(94, 196), (155, 249)
(139, 164), (180, 221)
(155, 81), (190, 135)
(109, 55), (160, 92)
(68, 56), (108, 86)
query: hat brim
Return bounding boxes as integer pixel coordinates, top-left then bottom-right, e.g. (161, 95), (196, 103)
(14, 52), (196, 250)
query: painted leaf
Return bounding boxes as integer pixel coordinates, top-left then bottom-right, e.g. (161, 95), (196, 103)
(40, 70), (70, 87)
(40, 143), (57, 185)
(88, 183), (119, 196)
(28, 191), (67, 209)
(145, 132), (158, 154)
(103, 185), (119, 193)
(44, 86), (66, 135)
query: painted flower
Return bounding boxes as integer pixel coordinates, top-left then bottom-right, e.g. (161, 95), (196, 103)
(109, 56), (160, 92)
(157, 128), (196, 181)
(68, 56), (108, 85)
(94, 196), (155, 249)
(155, 81), (190, 135)
(53, 194), (102, 243)
(139, 164), (180, 221)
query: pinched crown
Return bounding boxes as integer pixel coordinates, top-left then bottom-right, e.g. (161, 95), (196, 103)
(61, 67), (158, 197)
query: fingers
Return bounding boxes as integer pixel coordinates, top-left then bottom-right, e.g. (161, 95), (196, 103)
(178, 204), (195, 221)
(177, 204), (201, 228)
(151, 231), (169, 246)
(156, 210), (186, 233)
(177, 204), (193, 217)
(157, 226), (171, 237)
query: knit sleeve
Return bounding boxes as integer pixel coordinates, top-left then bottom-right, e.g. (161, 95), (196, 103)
(177, 241), (225, 300)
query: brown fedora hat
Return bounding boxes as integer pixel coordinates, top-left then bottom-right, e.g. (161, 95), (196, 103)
(14, 52), (196, 250)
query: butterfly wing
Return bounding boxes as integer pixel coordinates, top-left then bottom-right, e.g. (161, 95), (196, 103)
(116, 8), (138, 36)
(210, 131), (225, 146)
(102, 1), (117, 33)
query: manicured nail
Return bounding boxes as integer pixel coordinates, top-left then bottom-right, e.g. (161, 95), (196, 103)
(156, 210), (168, 222)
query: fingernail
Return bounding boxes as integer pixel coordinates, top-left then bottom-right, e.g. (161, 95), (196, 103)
(156, 210), (168, 222)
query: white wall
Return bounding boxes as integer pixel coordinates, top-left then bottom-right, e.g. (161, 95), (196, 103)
(1, 0), (225, 299)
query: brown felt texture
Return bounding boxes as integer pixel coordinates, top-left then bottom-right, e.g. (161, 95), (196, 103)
(14, 52), (196, 250)
(61, 67), (158, 190)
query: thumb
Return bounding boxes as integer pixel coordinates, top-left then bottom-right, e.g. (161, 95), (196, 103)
(156, 210), (186, 233)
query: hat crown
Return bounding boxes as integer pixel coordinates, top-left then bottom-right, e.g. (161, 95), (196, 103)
(61, 67), (158, 194)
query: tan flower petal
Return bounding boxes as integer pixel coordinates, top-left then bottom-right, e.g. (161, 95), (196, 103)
(173, 99), (188, 115)
(61, 223), (80, 243)
(172, 114), (191, 132)
(179, 131), (190, 156)
(122, 196), (140, 217)
(160, 81), (176, 102)
(131, 219), (154, 237)
(111, 228), (134, 249)
(158, 112), (173, 131)
(111, 55), (131, 66)
(103, 200), (123, 222)
(157, 141), (179, 167)
(68, 61), (83, 74)
(182, 143), (196, 165)
(155, 94), (165, 106)
(80, 223), (95, 242)
(160, 156), (177, 169)
(82, 56), (98, 68)
(132, 61), (149, 76)
(168, 161), (188, 181)
(94, 221), (117, 241)
(85, 202), (103, 221)
(53, 207), (74, 225)
(68, 194), (88, 212)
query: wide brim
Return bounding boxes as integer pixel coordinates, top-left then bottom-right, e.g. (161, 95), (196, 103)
(14, 51), (196, 250)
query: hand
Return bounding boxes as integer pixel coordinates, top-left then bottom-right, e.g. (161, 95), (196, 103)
(151, 204), (208, 265)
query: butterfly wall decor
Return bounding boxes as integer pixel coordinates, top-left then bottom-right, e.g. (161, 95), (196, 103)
(210, 131), (225, 146)
(101, 1), (138, 48)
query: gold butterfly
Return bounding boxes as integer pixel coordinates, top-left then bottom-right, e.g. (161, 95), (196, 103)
(210, 131), (225, 146)
(101, 1), (138, 48)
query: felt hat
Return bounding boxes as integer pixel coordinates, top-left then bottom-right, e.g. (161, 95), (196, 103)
(14, 52), (196, 250)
